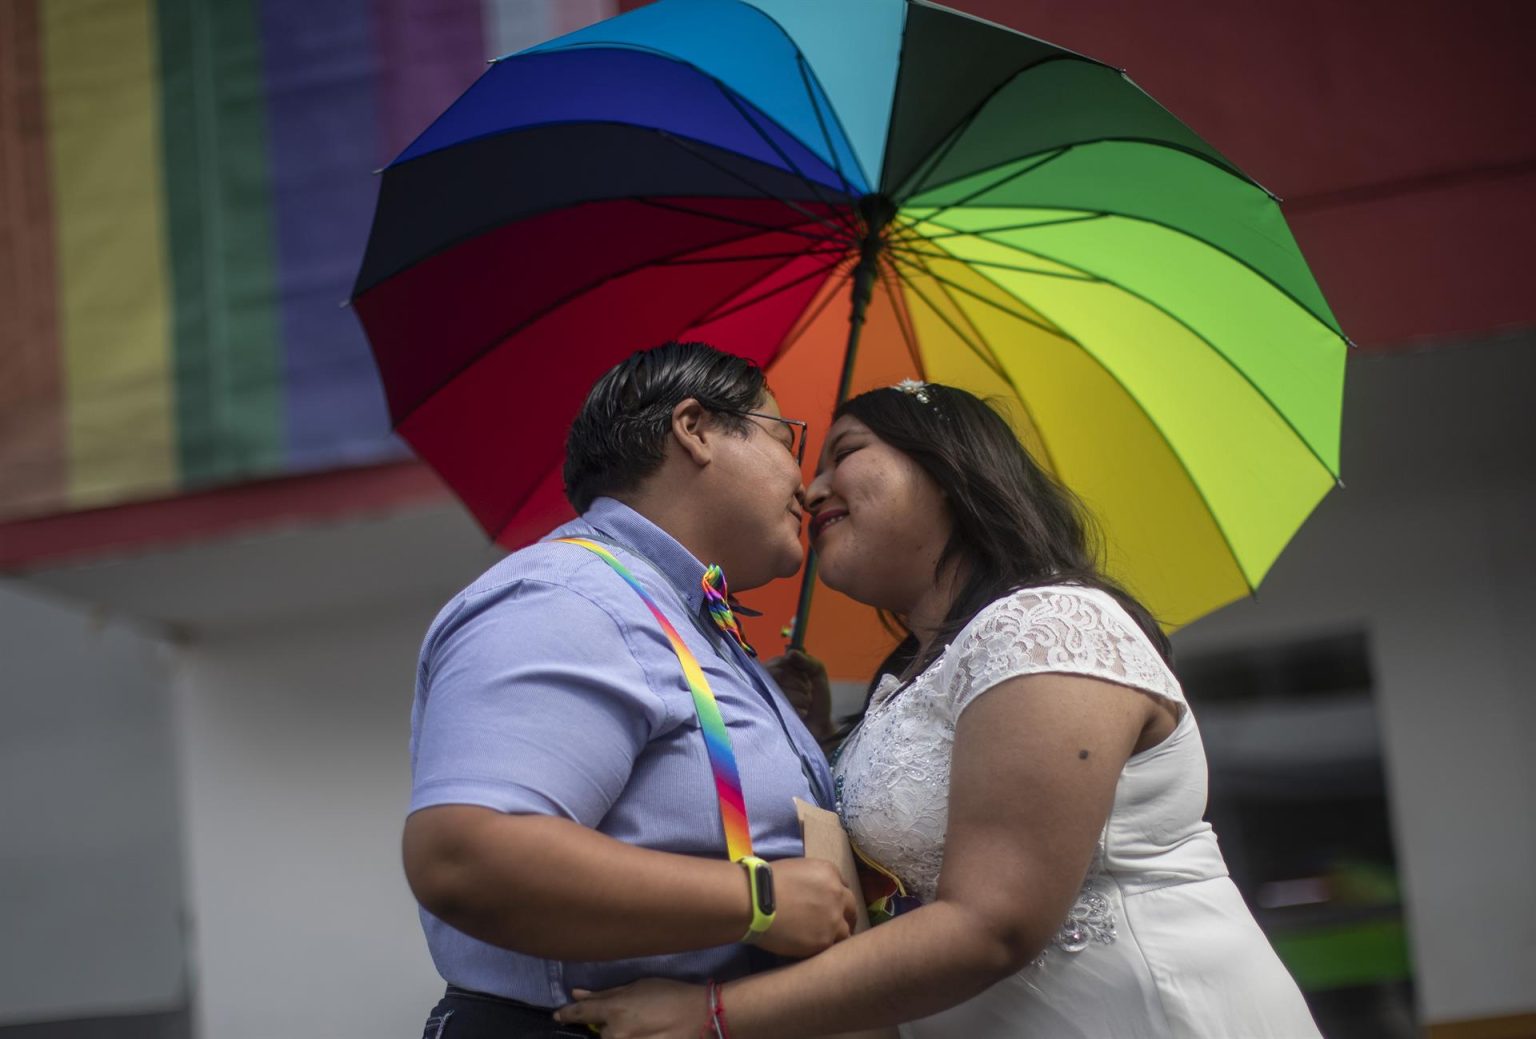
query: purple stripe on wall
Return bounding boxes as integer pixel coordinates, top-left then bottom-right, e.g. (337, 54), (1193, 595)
(374, 0), (486, 162)
(258, 0), (398, 469)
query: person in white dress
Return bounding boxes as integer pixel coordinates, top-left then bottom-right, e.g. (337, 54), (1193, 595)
(558, 382), (1321, 1039)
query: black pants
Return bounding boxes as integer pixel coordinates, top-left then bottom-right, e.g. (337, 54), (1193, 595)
(420, 985), (596, 1038)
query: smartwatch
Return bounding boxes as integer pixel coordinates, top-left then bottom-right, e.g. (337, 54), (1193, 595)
(737, 855), (776, 943)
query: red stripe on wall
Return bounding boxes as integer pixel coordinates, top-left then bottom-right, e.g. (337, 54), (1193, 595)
(0, 0), (66, 514)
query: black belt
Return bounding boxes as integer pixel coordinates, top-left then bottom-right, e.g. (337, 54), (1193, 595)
(423, 986), (594, 1038)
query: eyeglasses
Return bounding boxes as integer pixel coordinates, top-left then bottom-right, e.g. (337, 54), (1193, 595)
(726, 409), (809, 467)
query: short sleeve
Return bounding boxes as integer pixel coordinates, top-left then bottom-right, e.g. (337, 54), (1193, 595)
(409, 579), (673, 825)
(943, 586), (1183, 717)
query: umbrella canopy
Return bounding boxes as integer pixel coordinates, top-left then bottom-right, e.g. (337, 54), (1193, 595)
(352, 0), (1347, 679)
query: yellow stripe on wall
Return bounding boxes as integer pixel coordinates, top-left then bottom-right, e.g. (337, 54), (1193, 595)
(43, 0), (176, 507)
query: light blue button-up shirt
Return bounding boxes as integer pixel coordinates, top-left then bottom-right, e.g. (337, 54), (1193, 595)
(409, 497), (834, 1006)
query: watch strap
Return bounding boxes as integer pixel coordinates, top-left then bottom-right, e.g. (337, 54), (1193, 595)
(737, 855), (776, 943)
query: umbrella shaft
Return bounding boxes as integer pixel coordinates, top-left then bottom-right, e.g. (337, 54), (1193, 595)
(836, 245), (881, 405)
(791, 200), (891, 652)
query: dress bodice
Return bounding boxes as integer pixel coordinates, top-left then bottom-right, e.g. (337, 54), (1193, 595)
(833, 585), (1225, 928)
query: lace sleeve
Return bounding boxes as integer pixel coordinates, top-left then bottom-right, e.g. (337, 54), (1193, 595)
(943, 586), (1183, 718)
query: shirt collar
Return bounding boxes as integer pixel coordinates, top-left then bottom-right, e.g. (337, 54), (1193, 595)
(577, 497), (710, 615)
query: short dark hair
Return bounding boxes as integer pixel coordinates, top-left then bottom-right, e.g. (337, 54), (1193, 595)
(563, 341), (766, 513)
(838, 383), (1172, 682)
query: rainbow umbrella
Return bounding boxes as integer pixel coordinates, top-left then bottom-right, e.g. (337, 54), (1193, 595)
(351, 0), (1346, 678)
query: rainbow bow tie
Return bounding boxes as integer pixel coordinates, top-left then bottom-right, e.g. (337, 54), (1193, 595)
(702, 565), (756, 658)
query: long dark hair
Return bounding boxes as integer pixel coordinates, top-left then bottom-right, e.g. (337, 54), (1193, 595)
(838, 383), (1172, 691)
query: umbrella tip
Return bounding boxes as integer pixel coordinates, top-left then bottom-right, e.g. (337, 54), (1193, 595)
(338, 298), (351, 309)
(1336, 476), (1347, 490)
(371, 167), (385, 176)
(1345, 336), (1360, 349)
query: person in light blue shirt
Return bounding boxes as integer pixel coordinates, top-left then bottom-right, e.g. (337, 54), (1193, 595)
(405, 342), (856, 1038)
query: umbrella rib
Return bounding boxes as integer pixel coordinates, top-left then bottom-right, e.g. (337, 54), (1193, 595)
(890, 49), (1254, 201)
(655, 245), (849, 266)
(916, 213), (1110, 239)
(907, 260), (1008, 367)
(682, 0), (867, 195)
(632, 198), (847, 245)
(692, 249), (850, 327)
(890, 243), (1100, 282)
(520, 35), (868, 201)
(887, 219), (1031, 351)
(891, 147), (1071, 233)
(874, 259), (927, 377)
(359, 193), (849, 297)
(391, 223), (813, 429)
(793, 53), (867, 197)
(883, 254), (1008, 380)
(884, 250), (1069, 480)
(776, 262), (856, 357)
(652, 128), (855, 238)
(890, 91), (989, 202)
(909, 223), (1343, 478)
(908, 136), (1267, 216)
(884, 248), (1074, 340)
(892, 53), (1104, 200)
(712, 82), (860, 240)
(661, 254), (853, 377)
(884, 245), (1062, 327)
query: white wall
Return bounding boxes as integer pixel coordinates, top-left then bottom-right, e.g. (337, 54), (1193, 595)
(1170, 340), (1536, 1025)
(0, 583), (186, 1026)
(171, 601), (446, 1039)
(1175, 475), (1536, 1023)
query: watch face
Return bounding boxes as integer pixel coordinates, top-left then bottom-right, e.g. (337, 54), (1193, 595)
(755, 862), (775, 915)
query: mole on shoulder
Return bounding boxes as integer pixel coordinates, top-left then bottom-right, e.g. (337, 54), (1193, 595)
(1078, 749), (1090, 760)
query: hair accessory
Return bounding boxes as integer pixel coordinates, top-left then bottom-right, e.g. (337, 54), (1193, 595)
(702, 565), (757, 658)
(893, 378), (931, 404)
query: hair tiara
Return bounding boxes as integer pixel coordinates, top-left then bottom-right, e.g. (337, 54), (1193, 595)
(893, 378), (935, 406)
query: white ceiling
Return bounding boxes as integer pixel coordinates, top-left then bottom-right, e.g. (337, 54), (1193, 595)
(8, 502), (503, 637)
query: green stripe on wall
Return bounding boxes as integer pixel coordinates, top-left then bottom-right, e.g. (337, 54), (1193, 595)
(156, 0), (283, 485)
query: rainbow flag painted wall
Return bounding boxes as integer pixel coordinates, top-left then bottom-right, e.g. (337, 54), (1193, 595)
(0, 0), (613, 524)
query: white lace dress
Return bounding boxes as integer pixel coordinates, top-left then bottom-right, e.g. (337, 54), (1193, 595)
(833, 585), (1321, 1038)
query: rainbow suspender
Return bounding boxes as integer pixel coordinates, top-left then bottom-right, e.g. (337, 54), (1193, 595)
(557, 538), (753, 862)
